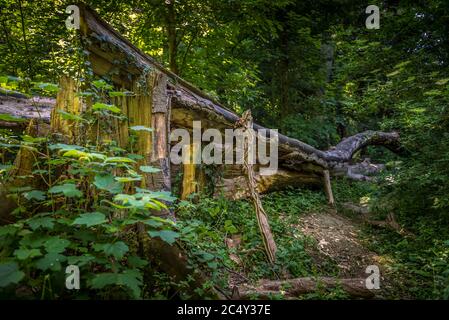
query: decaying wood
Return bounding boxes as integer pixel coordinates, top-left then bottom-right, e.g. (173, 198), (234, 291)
(323, 170), (335, 206)
(50, 77), (82, 141)
(0, 119), (50, 224)
(181, 143), (197, 199)
(364, 212), (415, 238)
(217, 169), (321, 199)
(342, 203), (415, 238)
(0, 95), (53, 129)
(76, 5), (405, 185)
(239, 110), (277, 263)
(149, 73), (171, 193)
(237, 277), (375, 299)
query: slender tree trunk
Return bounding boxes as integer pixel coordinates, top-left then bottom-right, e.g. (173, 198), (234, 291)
(166, 0), (178, 74)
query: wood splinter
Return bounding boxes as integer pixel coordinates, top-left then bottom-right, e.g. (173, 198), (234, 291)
(239, 110), (277, 264)
(323, 169), (335, 206)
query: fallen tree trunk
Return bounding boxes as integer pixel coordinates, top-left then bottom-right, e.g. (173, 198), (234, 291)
(237, 277), (375, 299)
(171, 90), (404, 178)
(0, 95), (53, 126)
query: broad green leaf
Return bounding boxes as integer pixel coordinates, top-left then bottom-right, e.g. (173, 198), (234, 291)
(92, 102), (121, 114)
(139, 166), (161, 173)
(76, 91), (94, 97)
(36, 82), (59, 93)
(73, 212), (107, 227)
(24, 190), (46, 201)
(90, 270), (142, 299)
(104, 156), (135, 163)
(127, 256), (148, 268)
(57, 110), (85, 122)
(63, 149), (90, 159)
(34, 253), (66, 271)
(127, 154), (144, 161)
(43, 237), (71, 253)
(0, 225), (19, 237)
(149, 191), (177, 202)
(48, 183), (82, 198)
(92, 80), (113, 90)
(0, 262), (24, 287)
(93, 241), (129, 260)
(14, 248), (42, 260)
(0, 114), (26, 122)
(143, 219), (163, 228)
(67, 255), (95, 267)
(93, 174), (123, 194)
(48, 143), (85, 151)
(114, 176), (141, 182)
(27, 217), (55, 230)
(148, 230), (179, 245)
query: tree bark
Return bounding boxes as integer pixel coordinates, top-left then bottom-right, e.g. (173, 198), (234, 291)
(237, 277), (375, 299)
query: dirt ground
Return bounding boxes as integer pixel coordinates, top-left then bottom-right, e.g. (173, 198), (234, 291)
(298, 209), (399, 298)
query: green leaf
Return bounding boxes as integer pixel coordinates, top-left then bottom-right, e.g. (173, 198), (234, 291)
(127, 256), (148, 268)
(93, 174), (123, 194)
(435, 78), (449, 85)
(139, 166), (161, 173)
(67, 255), (95, 267)
(0, 262), (24, 287)
(35, 253), (66, 271)
(114, 176), (142, 182)
(57, 110), (86, 122)
(129, 125), (153, 132)
(27, 217), (55, 230)
(62, 149), (90, 159)
(14, 248), (42, 260)
(76, 91), (95, 97)
(36, 82), (59, 93)
(104, 156), (135, 163)
(73, 212), (107, 227)
(386, 70), (400, 77)
(90, 270), (142, 299)
(143, 219), (163, 228)
(92, 102), (121, 114)
(0, 225), (19, 237)
(109, 91), (133, 97)
(148, 191), (177, 202)
(224, 220), (238, 234)
(48, 183), (82, 198)
(48, 143), (85, 151)
(23, 190), (46, 201)
(93, 241), (129, 260)
(148, 230), (179, 245)
(127, 154), (144, 161)
(92, 80), (113, 90)
(0, 114), (27, 122)
(43, 237), (71, 253)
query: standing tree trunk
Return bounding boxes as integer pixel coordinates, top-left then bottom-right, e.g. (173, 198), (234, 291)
(165, 0), (178, 75)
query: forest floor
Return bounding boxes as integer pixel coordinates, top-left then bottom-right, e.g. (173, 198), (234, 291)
(227, 201), (409, 299)
(296, 207), (408, 299)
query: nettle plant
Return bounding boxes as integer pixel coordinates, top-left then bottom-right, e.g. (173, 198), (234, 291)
(0, 79), (179, 299)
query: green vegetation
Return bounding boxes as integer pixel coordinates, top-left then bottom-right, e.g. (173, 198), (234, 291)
(1, 0), (449, 300)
